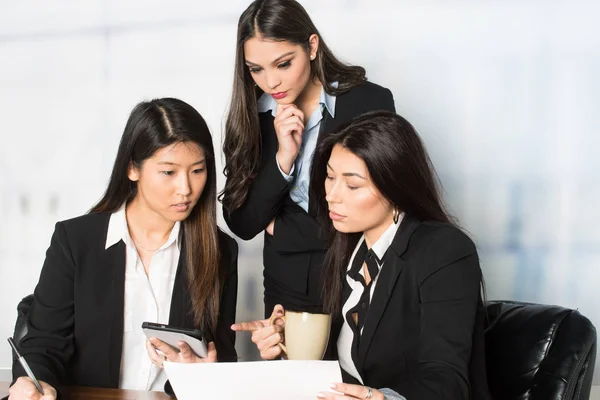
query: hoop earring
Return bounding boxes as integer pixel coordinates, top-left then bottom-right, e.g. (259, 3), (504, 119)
(393, 208), (400, 224)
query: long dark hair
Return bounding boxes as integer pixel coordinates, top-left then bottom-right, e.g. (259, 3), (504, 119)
(310, 110), (452, 314)
(221, 0), (367, 214)
(91, 98), (224, 336)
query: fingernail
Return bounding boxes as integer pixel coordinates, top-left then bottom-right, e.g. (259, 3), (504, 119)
(316, 392), (326, 399)
(329, 383), (337, 389)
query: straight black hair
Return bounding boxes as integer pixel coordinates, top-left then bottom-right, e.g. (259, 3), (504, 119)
(91, 98), (224, 336)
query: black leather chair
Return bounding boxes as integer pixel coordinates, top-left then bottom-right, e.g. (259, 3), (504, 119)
(485, 301), (597, 400)
(13, 294), (33, 346)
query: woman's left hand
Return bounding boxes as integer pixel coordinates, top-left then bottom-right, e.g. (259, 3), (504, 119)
(317, 383), (384, 400)
(146, 338), (217, 368)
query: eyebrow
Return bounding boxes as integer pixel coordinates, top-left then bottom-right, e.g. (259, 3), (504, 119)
(327, 163), (366, 180)
(245, 51), (296, 67)
(157, 159), (206, 166)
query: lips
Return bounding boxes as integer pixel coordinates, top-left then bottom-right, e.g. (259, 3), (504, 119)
(329, 210), (346, 221)
(172, 201), (191, 212)
(271, 91), (287, 100)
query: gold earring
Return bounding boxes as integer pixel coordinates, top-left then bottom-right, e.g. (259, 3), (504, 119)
(393, 208), (400, 224)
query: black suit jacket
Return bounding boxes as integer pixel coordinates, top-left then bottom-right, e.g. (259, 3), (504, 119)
(224, 81), (396, 314)
(12, 212), (238, 393)
(326, 215), (492, 400)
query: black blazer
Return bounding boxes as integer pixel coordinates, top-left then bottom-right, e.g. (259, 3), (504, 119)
(326, 215), (492, 400)
(12, 212), (238, 393)
(224, 82), (396, 314)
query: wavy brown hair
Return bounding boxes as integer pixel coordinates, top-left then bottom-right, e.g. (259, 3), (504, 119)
(220, 0), (367, 213)
(91, 98), (224, 336)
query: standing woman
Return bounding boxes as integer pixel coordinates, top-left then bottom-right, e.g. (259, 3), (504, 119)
(10, 98), (238, 400)
(221, 0), (395, 315)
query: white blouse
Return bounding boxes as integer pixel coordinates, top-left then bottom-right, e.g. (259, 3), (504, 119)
(104, 204), (180, 391)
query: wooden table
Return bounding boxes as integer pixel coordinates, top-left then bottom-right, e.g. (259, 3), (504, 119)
(0, 382), (172, 399)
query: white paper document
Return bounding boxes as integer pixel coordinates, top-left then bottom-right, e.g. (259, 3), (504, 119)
(164, 360), (342, 399)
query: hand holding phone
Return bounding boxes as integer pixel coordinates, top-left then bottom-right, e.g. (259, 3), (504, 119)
(142, 322), (208, 358)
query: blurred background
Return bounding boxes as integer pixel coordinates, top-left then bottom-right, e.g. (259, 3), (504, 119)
(1, 0), (599, 386)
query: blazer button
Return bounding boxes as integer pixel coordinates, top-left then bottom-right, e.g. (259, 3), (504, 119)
(361, 302), (367, 309)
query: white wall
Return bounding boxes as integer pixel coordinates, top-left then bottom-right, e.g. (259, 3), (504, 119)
(1, 0), (599, 385)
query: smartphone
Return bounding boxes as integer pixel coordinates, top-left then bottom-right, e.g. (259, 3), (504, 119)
(142, 322), (208, 358)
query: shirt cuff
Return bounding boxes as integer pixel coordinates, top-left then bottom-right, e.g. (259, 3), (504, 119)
(275, 154), (295, 181)
(379, 388), (407, 400)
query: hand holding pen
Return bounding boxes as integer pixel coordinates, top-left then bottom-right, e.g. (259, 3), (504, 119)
(7, 337), (56, 400)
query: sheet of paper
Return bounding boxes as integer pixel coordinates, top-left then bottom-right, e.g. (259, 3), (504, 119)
(164, 360), (342, 400)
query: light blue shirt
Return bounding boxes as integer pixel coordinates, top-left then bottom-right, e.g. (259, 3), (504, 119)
(257, 83), (337, 212)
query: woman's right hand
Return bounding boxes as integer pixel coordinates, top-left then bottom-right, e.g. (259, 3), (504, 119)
(231, 304), (286, 360)
(8, 377), (57, 400)
(145, 338), (218, 368)
(274, 104), (305, 174)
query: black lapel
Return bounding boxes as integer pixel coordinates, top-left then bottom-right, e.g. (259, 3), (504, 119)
(259, 112), (278, 155)
(318, 107), (332, 140)
(168, 242), (191, 328)
(161, 251), (189, 400)
(106, 240), (126, 387)
(308, 91), (355, 216)
(356, 215), (422, 375)
(320, 89), (356, 138)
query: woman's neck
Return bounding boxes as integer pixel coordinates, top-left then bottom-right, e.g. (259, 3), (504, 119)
(125, 198), (175, 244)
(295, 78), (322, 117)
(363, 216), (395, 249)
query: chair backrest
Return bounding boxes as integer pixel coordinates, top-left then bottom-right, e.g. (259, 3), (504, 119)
(485, 301), (597, 400)
(13, 294), (33, 344)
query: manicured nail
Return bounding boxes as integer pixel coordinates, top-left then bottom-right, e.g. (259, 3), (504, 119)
(329, 383), (338, 389)
(316, 393), (326, 399)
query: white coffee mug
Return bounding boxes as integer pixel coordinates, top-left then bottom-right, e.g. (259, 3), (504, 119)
(270, 310), (332, 360)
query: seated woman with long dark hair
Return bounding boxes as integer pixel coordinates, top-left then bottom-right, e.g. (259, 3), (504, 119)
(233, 111), (491, 400)
(10, 98), (238, 400)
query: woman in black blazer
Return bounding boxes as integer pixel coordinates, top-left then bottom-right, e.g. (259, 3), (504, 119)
(10, 98), (238, 400)
(234, 111), (491, 399)
(221, 0), (395, 316)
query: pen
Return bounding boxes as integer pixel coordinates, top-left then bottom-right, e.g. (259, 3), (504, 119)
(7, 337), (45, 395)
